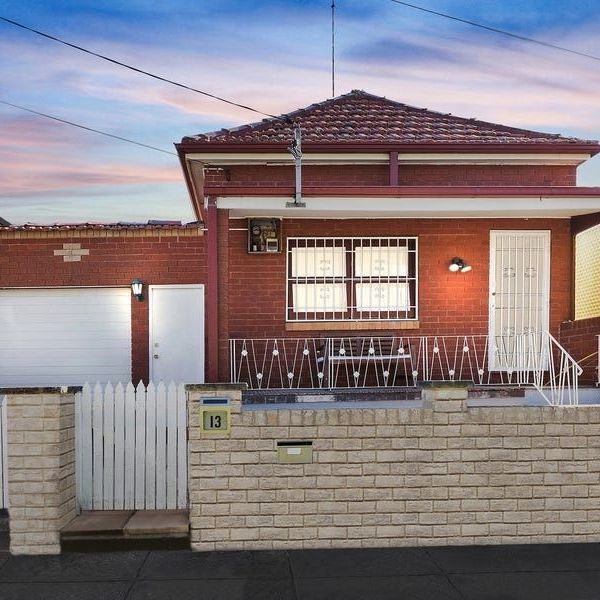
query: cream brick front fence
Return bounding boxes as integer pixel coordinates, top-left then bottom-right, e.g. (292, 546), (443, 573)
(4, 388), (77, 555)
(3, 384), (600, 555)
(0, 395), (8, 509)
(188, 384), (600, 551)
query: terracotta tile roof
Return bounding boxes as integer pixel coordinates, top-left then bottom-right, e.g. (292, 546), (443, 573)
(182, 90), (597, 146)
(1, 221), (202, 231)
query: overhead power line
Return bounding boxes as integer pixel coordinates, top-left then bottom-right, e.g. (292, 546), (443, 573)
(0, 99), (177, 155)
(0, 15), (283, 120)
(389, 0), (600, 63)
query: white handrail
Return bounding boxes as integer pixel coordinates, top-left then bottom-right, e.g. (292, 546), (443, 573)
(532, 332), (582, 406)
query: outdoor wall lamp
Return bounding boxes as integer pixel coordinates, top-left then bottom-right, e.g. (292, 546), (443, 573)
(448, 257), (472, 273)
(131, 278), (144, 302)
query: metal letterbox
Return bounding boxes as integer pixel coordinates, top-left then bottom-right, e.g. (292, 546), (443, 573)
(277, 441), (313, 464)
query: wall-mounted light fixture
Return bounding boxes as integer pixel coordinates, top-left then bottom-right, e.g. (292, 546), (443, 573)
(448, 257), (472, 273)
(131, 278), (144, 302)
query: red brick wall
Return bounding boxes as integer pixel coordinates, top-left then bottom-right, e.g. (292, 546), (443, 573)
(0, 230), (206, 383)
(571, 211), (600, 236)
(0, 219), (579, 385)
(399, 165), (575, 186)
(204, 164), (575, 187)
(222, 218), (572, 376)
(559, 317), (600, 384)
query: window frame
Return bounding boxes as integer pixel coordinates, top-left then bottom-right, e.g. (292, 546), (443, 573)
(286, 236), (419, 322)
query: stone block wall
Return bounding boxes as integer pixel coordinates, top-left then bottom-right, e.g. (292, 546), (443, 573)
(188, 385), (600, 551)
(5, 389), (77, 554)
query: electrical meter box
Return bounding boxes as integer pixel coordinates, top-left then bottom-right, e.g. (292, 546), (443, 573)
(248, 218), (282, 254)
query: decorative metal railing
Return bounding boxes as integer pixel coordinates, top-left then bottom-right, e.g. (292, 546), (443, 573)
(230, 332), (582, 405)
(532, 332), (582, 406)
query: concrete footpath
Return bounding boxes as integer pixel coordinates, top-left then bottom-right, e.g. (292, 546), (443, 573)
(1, 542), (600, 599)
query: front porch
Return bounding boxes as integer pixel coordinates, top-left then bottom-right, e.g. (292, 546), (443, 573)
(229, 332), (583, 406)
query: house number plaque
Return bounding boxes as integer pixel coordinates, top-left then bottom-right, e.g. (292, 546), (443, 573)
(200, 397), (231, 435)
(202, 409), (230, 432)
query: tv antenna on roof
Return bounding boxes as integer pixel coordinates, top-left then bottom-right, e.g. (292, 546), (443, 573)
(331, 0), (336, 97)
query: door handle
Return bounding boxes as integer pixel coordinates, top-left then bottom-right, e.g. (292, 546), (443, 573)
(153, 354), (159, 359)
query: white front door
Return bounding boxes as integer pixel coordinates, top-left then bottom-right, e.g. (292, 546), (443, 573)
(149, 285), (205, 383)
(489, 231), (551, 370)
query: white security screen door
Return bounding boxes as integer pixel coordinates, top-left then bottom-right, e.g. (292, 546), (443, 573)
(149, 285), (204, 383)
(489, 231), (550, 371)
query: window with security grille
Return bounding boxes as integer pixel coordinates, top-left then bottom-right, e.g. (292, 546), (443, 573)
(287, 237), (418, 321)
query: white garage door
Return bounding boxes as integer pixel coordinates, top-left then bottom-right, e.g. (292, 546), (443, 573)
(0, 288), (132, 386)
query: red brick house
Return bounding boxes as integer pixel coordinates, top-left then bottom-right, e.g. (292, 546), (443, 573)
(176, 90), (600, 395)
(2, 90), (600, 395)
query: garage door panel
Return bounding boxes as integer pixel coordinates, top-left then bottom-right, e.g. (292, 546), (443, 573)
(0, 288), (132, 386)
(2, 328), (131, 340)
(0, 350), (131, 365)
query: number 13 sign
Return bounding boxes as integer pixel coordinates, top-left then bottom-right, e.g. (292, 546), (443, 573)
(201, 408), (231, 435)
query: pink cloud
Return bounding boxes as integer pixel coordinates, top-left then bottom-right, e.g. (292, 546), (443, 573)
(0, 152), (181, 195)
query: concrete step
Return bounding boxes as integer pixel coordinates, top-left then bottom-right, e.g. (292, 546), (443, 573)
(61, 510), (134, 538)
(123, 510), (189, 538)
(61, 510), (189, 552)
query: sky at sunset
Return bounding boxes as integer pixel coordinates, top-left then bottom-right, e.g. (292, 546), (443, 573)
(2, 0), (600, 224)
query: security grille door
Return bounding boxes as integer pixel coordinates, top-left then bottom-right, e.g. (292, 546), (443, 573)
(489, 231), (550, 371)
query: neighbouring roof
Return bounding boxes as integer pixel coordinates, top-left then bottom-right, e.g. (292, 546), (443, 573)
(182, 90), (598, 147)
(0, 217), (10, 226)
(1, 221), (201, 231)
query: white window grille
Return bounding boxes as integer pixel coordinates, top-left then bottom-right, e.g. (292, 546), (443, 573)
(287, 237), (418, 321)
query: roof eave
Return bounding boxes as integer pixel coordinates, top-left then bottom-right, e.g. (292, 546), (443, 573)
(204, 184), (600, 197)
(176, 141), (600, 155)
(176, 144), (206, 222)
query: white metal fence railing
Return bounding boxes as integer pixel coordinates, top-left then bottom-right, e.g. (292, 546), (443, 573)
(76, 381), (187, 511)
(534, 332), (582, 406)
(230, 332), (582, 405)
(0, 396), (7, 509)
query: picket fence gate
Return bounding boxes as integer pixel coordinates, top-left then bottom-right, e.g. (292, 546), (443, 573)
(76, 381), (188, 511)
(0, 396), (7, 509)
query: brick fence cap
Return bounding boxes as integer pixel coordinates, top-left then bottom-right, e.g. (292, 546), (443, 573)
(0, 386), (82, 394)
(185, 383), (248, 392)
(419, 381), (472, 389)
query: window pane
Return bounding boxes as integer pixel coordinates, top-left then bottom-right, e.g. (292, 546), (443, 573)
(292, 283), (347, 312)
(355, 283), (409, 311)
(291, 247), (346, 277)
(354, 246), (408, 277)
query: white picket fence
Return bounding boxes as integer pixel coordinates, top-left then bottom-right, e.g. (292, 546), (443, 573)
(76, 382), (188, 511)
(0, 396), (7, 509)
